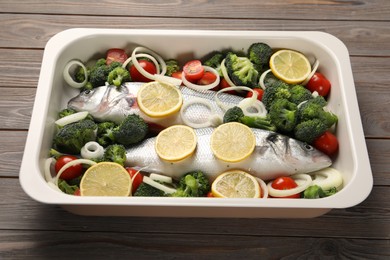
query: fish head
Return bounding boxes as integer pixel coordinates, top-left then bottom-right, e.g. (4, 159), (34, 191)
(287, 137), (332, 173)
(68, 86), (108, 112)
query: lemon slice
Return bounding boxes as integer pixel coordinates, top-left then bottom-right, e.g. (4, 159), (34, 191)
(211, 170), (261, 198)
(80, 162), (131, 196)
(155, 125), (197, 162)
(137, 81), (183, 118)
(210, 122), (255, 162)
(269, 49), (311, 84)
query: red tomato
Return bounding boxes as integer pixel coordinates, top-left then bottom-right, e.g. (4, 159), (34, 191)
(54, 155), (83, 180)
(197, 71), (217, 86)
(314, 131), (339, 156)
(246, 88), (264, 101)
(218, 78), (237, 95)
(207, 192), (214, 197)
(171, 71), (183, 80)
(74, 189), (81, 196)
(306, 72), (331, 97)
(271, 176), (300, 198)
(129, 60), (157, 82)
(106, 48), (128, 65)
(126, 167), (144, 193)
(183, 60), (204, 82)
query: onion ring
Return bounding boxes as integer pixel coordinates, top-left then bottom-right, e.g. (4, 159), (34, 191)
(129, 46), (167, 81)
(267, 174), (312, 198)
(181, 66), (220, 91)
(80, 141), (105, 160)
(63, 60), (88, 88)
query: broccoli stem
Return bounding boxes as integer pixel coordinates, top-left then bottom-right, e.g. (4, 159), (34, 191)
(239, 116), (277, 132)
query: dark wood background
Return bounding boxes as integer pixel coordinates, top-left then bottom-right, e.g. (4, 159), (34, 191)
(0, 1), (389, 258)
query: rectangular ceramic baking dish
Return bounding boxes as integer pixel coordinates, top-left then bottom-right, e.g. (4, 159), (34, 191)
(19, 29), (373, 218)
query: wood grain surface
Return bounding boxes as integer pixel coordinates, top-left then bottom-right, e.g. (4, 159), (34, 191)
(0, 0), (389, 259)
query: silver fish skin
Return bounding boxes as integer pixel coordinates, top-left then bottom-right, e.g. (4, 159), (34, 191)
(67, 82), (244, 126)
(125, 127), (332, 181)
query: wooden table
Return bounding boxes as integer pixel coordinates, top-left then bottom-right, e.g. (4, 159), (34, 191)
(1, 1), (389, 258)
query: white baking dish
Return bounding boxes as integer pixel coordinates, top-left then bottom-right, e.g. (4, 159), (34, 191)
(19, 29), (373, 218)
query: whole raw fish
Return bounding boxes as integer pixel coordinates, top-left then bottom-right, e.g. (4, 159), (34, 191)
(125, 127), (332, 181)
(67, 82), (244, 128)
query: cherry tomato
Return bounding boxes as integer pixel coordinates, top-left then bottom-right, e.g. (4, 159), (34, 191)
(54, 155), (83, 180)
(129, 59), (157, 82)
(74, 189), (81, 196)
(314, 131), (339, 156)
(197, 71), (217, 86)
(306, 72), (331, 97)
(171, 71), (183, 80)
(218, 78), (237, 95)
(207, 192), (214, 197)
(106, 48), (128, 65)
(271, 176), (300, 198)
(246, 88), (264, 101)
(126, 167), (144, 193)
(183, 60), (204, 82)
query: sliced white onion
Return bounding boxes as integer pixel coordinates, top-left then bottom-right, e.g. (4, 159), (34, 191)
(44, 157), (56, 183)
(54, 159), (97, 186)
(301, 60), (320, 86)
(55, 111), (89, 127)
(256, 178), (269, 199)
(180, 98), (218, 128)
(181, 66), (220, 91)
(129, 46), (167, 81)
(309, 167), (343, 191)
(63, 60), (88, 88)
(80, 141), (104, 160)
(259, 69), (272, 90)
(220, 59), (236, 87)
(267, 174), (312, 198)
(150, 173), (173, 184)
(154, 74), (182, 86)
(143, 176), (177, 194)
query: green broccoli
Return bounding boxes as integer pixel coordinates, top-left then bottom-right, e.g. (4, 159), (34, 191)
(239, 115), (277, 132)
(113, 114), (149, 146)
(165, 59), (180, 76)
(247, 42), (273, 72)
(298, 101), (338, 128)
(262, 81), (291, 110)
(58, 179), (80, 195)
(96, 121), (117, 147)
(75, 66), (89, 83)
(103, 144), (126, 166)
(89, 65), (110, 88)
(223, 106), (245, 123)
(107, 67), (130, 87)
(269, 99), (298, 133)
(294, 118), (328, 144)
(133, 182), (165, 197)
(225, 52), (259, 87)
(303, 185), (338, 199)
(58, 108), (77, 118)
(289, 85), (313, 105)
(108, 61), (123, 70)
(203, 52), (225, 76)
(171, 171), (211, 197)
(53, 119), (97, 154)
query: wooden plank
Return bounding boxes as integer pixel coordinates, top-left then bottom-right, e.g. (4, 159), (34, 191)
(1, 177), (388, 239)
(1, 0), (389, 21)
(0, 14), (389, 56)
(0, 230), (388, 259)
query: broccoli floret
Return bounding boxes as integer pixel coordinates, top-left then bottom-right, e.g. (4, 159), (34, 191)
(103, 144), (126, 166)
(289, 85), (313, 105)
(298, 101), (338, 128)
(96, 121), (117, 147)
(95, 58), (107, 67)
(89, 65), (110, 88)
(107, 67), (130, 87)
(58, 108), (77, 118)
(171, 171), (211, 197)
(223, 106), (245, 123)
(240, 115), (277, 132)
(58, 179), (80, 195)
(74, 65), (89, 83)
(247, 42), (273, 71)
(262, 82), (291, 110)
(108, 61), (123, 70)
(294, 119), (328, 144)
(225, 52), (259, 87)
(203, 52), (225, 76)
(269, 99), (298, 133)
(303, 185), (338, 199)
(113, 114), (148, 146)
(133, 182), (165, 197)
(165, 59), (180, 76)
(53, 119), (97, 154)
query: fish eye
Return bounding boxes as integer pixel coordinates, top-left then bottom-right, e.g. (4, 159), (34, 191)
(303, 144), (314, 151)
(84, 90), (91, 95)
